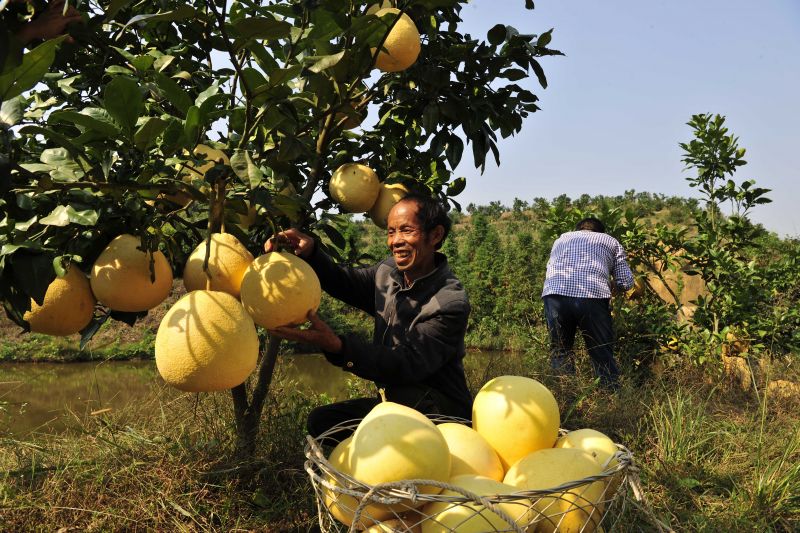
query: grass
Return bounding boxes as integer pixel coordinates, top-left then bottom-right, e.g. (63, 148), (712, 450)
(2, 347), (799, 531)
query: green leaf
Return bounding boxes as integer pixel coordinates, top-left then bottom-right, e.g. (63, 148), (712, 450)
(487, 24), (507, 46)
(52, 256), (68, 278)
(318, 223), (346, 249)
(50, 108), (121, 137)
(0, 96), (24, 127)
(106, 0), (135, 21)
(104, 77), (143, 133)
(153, 72), (192, 116)
(231, 17), (291, 42)
(183, 106), (201, 144)
(134, 117), (168, 150)
(306, 52), (345, 74)
(122, 6), (197, 31)
(537, 28), (554, 47)
(0, 36), (67, 101)
(131, 55), (156, 72)
(11, 250), (55, 306)
(40, 205), (98, 227)
(529, 57), (548, 89)
(447, 177), (467, 197)
(422, 103), (439, 134)
(525, 0), (535, 9)
(446, 135), (464, 169)
(230, 149), (264, 189)
(195, 83), (220, 108)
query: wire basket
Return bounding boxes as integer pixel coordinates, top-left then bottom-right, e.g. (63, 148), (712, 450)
(304, 416), (640, 533)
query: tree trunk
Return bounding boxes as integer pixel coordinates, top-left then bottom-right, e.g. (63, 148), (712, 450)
(232, 334), (281, 459)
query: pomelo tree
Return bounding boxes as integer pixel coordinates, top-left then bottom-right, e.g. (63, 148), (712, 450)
(0, 0), (560, 457)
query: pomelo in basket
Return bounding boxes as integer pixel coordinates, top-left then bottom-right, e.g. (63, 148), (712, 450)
(323, 436), (393, 529)
(349, 401), (451, 508)
(183, 233), (254, 298)
(420, 474), (534, 533)
(155, 290), (258, 392)
(472, 375), (560, 470)
(504, 448), (606, 533)
(436, 422), (504, 481)
(24, 265), (95, 336)
(240, 251), (321, 329)
(329, 163), (380, 213)
(90, 234), (173, 312)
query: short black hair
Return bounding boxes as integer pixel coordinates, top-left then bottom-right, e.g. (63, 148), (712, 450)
(396, 192), (452, 250)
(575, 217), (606, 233)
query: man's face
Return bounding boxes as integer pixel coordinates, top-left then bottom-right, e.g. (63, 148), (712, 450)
(386, 201), (439, 278)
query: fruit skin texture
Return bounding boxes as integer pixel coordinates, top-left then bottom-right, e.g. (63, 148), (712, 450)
(155, 290), (258, 392)
(90, 234), (173, 312)
(504, 448), (606, 533)
(420, 474), (534, 533)
(437, 422), (504, 481)
(329, 163), (380, 213)
(371, 8), (421, 72)
(368, 183), (408, 228)
(323, 436), (394, 529)
(556, 428), (619, 469)
(350, 402), (451, 506)
(240, 251), (321, 329)
(472, 375), (560, 470)
(24, 266), (95, 336)
(183, 233), (254, 298)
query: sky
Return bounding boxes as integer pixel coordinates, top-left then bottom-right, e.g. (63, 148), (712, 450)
(450, 0), (800, 237)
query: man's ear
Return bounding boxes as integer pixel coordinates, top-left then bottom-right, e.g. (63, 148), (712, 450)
(430, 225), (445, 247)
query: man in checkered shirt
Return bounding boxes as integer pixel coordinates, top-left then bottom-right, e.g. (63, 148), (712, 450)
(542, 217), (634, 388)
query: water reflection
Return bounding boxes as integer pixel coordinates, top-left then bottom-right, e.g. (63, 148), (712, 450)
(0, 351), (515, 436)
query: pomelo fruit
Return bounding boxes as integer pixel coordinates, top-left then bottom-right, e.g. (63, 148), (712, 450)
(371, 8), (421, 73)
(155, 290), (258, 392)
(329, 163), (380, 213)
(183, 233), (254, 298)
(472, 375), (560, 470)
(240, 251), (321, 329)
(24, 265), (95, 336)
(90, 234), (173, 312)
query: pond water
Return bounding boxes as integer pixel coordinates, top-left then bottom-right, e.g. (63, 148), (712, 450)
(0, 351), (517, 436)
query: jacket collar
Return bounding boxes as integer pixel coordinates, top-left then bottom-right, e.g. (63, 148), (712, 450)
(388, 252), (449, 290)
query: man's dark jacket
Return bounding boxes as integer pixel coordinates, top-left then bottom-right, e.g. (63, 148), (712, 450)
(307, 247), (472, 419)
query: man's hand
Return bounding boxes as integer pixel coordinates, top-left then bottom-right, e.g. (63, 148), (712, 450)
(265, 228), (315, 259)
(269, 310), (342, 354)
(15, 0), (84, 45)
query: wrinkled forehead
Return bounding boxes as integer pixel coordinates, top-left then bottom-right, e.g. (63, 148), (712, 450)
(388, 199), (422, 225)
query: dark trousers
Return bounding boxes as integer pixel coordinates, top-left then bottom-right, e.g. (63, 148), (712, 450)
(543, 295), (619, 389)
(307, 384), (464, 445)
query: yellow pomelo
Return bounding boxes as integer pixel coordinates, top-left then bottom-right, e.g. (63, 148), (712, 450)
(323, 436), (394, 529)
(155, 290), (258, 392)
(350, 402), (451, 507)
(165, 144), (230, 206)
(240, 251), (321, 329)
(420, 474), (534, 533)
(366, 0), (394, 15)
(335, 104), (367, 130)
(90, 234), (173, 312)
(556, 428), (622, 497)
(24, 265), (95, 336)
(178, 143), (230, 178)
(472, 375), (560, 470)
(329, 163), (381, 213)
(556, 429), (619, 469)
(436, 422), (504, 481)
(368, 183), (408, 228)
(504, 448), (606, 533)
(183, 233), (254, 298)
(625, 277), (646, 299)
(371, 8), (421, 73)
(365, 518), (422, 533)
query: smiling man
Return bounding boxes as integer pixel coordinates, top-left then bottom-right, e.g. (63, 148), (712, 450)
(267, 193), (472, 442)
